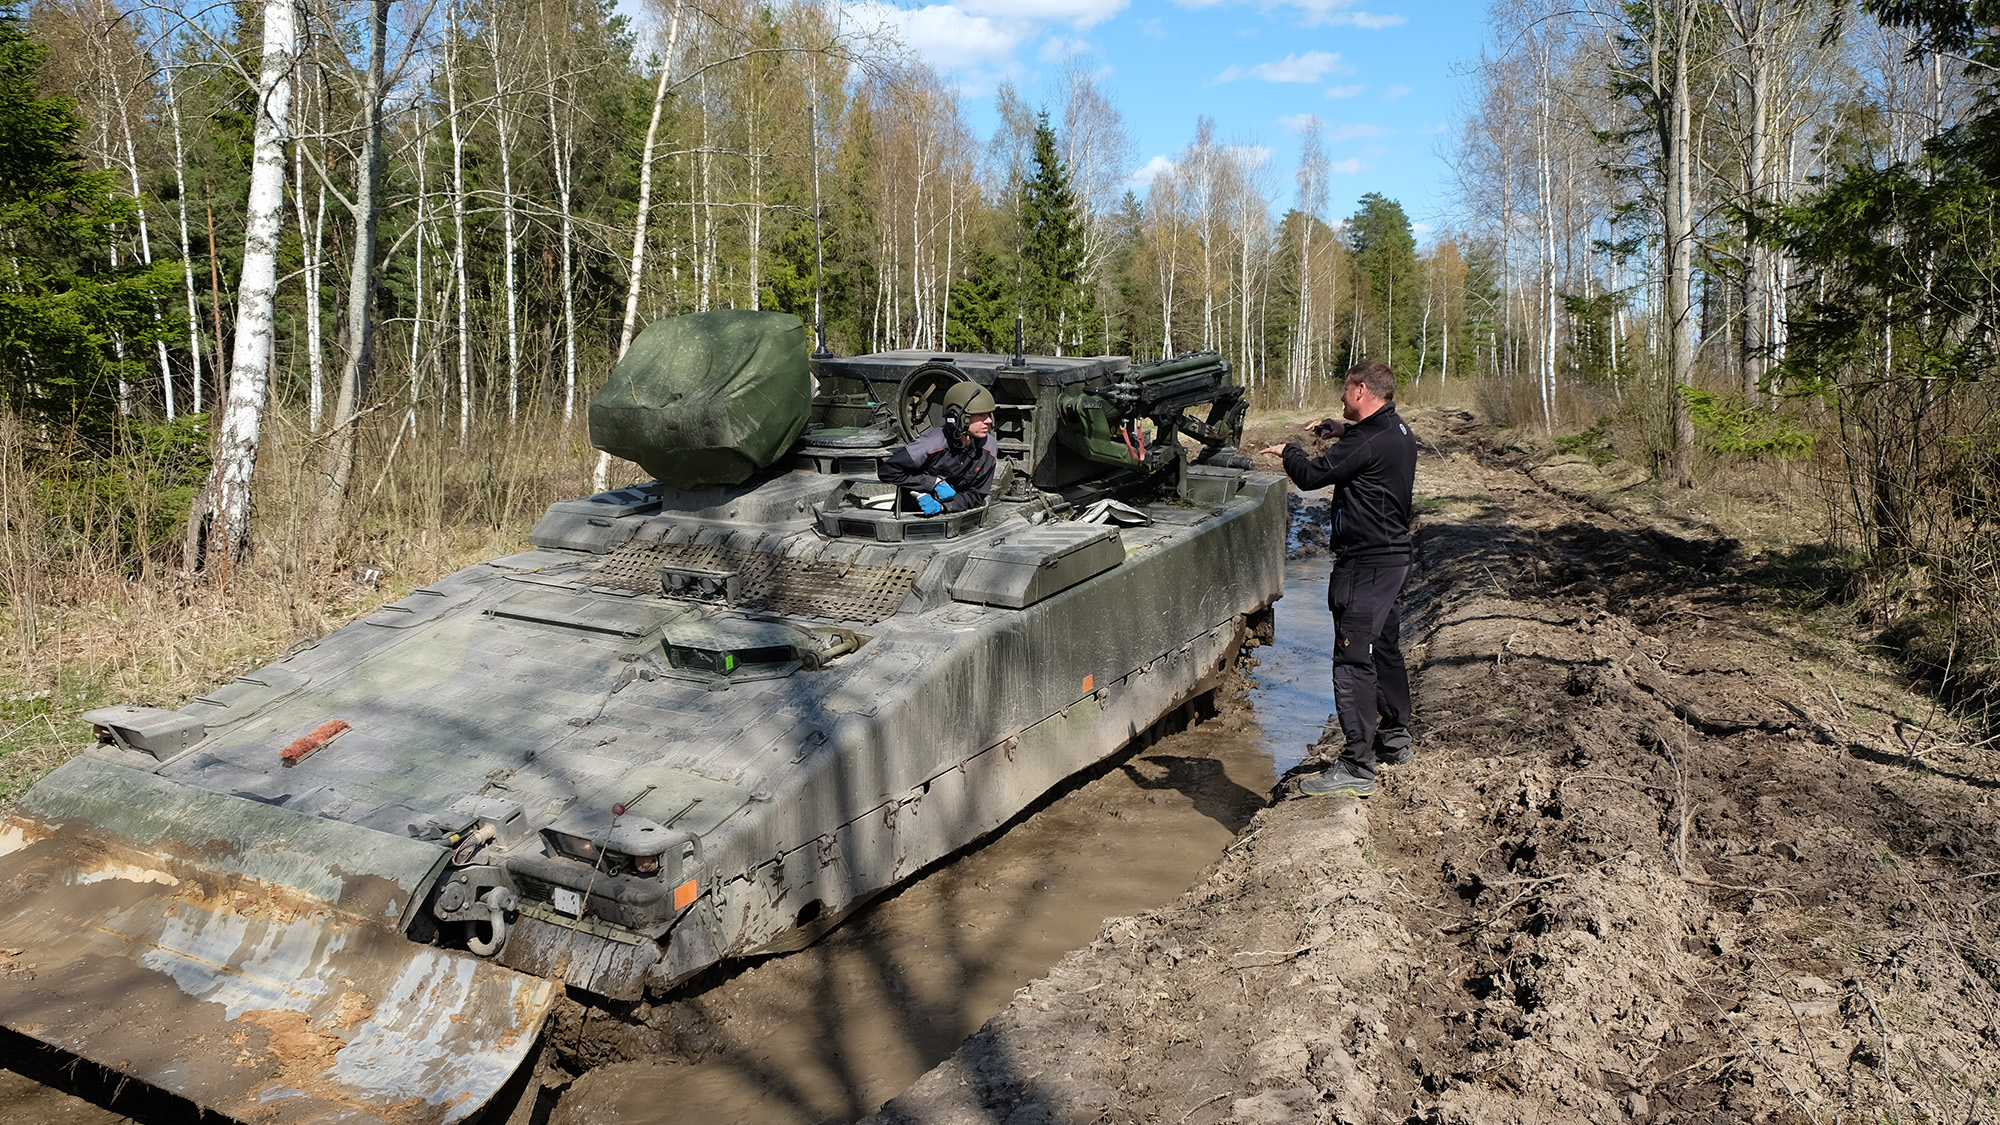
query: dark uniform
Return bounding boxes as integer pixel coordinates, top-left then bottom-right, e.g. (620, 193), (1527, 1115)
(879, 427), (999, 513)
(1280, 404), (1418, 779)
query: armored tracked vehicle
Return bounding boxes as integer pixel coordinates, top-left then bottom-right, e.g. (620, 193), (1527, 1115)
(0, 312), (1283, 1124)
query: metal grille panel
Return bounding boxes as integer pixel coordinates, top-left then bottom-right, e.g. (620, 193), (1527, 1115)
(592, 542), (922, 623)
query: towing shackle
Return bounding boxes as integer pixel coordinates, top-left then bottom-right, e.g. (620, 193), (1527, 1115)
(431, 868), (519, 956)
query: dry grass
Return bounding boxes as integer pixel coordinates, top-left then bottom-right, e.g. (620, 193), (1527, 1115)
(0, 406), (641, 809)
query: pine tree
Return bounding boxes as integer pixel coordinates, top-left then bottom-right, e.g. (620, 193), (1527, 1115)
(1019, 111), (1093, 354)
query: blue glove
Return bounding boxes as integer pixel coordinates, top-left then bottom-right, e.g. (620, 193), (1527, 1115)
(932, 480), (956, 501)
(916, 493), (942, 516)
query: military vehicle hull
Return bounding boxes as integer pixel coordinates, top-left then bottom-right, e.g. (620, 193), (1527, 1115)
(0, 333), (1280, 1123)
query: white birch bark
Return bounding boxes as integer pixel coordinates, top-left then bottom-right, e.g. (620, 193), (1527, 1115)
(114, 89), (175, 419)
(1536, 24), (1559, 432)
(490, 19), (521, 423)
(166, 74), (204, 415)
(445, 13), (472, 450)
(187, 0), (295, 570)
(544, 41), (578, 422)
(409, 104), (427, 437)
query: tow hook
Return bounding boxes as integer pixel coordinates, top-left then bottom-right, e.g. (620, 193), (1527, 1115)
(432, 869), (517, 956)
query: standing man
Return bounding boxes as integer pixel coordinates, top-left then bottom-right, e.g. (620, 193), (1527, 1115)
(1261, 361), (1418, 798)
(880, 381), (999, 514)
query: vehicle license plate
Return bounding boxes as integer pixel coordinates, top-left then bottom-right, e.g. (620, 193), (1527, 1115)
(552, 887), (583, 915)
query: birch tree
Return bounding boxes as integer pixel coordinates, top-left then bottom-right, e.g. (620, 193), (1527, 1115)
(186, 0), (296, 571)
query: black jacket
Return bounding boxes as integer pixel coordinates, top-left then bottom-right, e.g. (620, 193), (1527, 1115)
(879, 427), (999, 512)
(1280, 405), (1416, 563)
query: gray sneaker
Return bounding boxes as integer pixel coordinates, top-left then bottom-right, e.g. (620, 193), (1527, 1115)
(1299, 763), (1374, 797)
(1375, 727), (1414, 766)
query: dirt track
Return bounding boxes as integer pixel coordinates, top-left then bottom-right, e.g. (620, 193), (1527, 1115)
(864, 411), (2000, 1125)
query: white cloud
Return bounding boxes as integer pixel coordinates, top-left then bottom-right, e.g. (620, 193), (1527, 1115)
(1327, 123), (1389, 141)
(1129, 154), (1179, 188)
(1230, 143), (1275, 168)
(1276, 113), (1323, 133)
(1334, 11), (1405, 28)
(1210, 49), (1346, 85)
(1039, 34), (1094, 61)
(958, 0), (1130, 30)
(844, 2), (1031, 66)
(1329, 158), (1365, 174)
(1382, 84), (1411, 99)
(1324, 83), (1365, 99)
(1263, 0), (1406, 28)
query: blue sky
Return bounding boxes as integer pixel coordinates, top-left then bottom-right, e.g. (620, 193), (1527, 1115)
(845, 0), (1491, 235)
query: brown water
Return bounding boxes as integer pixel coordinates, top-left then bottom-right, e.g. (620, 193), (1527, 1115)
(550, 710), (1276, 1124)
(0, 560), (1338, 1125)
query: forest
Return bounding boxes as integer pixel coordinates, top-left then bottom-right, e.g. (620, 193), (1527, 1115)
(2, 0), (1998, 747)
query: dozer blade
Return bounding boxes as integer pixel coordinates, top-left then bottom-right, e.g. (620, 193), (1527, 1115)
(0, 757), (559, 1125)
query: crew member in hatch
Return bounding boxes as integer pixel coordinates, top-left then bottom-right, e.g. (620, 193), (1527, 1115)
(879, 381), (999, 515)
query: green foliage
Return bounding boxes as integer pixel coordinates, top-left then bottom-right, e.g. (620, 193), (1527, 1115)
(1553, 417), (1617, 466)
(0, 10), (181, 432)
(1344, 192), (1418, 369)
(1561, 291), (1625, 384)
(1680, 387), (1816, 459)
(34, 414), (212, 566)
(1019, 111), (1093, 354)
(946, 237), (1017, 354)
(1764, 3), (2000, 565)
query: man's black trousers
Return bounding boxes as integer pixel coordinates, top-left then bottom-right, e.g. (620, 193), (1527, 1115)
(1328, 559), (1412, 779)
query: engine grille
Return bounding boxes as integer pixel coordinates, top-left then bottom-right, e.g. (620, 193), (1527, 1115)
(591, 542), (923, 624)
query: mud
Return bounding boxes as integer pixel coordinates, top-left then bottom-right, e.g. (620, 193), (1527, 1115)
(866, 411), (2000, 1125)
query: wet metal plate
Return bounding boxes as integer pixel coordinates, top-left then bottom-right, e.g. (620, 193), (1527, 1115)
(0, 817), (557, 1125)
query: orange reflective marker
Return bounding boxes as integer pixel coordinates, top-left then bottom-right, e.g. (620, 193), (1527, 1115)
(1081, 674), (1094, 694)
(674, 879), (699, 911)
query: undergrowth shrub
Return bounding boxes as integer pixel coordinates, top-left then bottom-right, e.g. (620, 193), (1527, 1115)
(1681, 387), (1816, 459)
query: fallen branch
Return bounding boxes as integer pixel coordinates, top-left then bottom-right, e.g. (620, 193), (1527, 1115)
(1176, 1091), (1230, 1124)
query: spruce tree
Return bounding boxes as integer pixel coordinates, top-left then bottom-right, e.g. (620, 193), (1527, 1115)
(1019, 111), (1093, 354)
(1345, 192), (1418, 371)
(0, 8), (177, 432)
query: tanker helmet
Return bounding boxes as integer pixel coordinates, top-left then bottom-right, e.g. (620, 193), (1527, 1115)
(941, 381), (996, 443)
(942, 381), (996, 416)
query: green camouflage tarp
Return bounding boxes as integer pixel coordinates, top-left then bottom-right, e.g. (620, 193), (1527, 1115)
(590, 311), (811, 487)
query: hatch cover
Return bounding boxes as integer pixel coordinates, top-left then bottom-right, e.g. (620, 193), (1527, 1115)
(592, 542), (922, 623)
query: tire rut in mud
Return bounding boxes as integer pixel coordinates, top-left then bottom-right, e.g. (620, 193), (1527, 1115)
(868, 410), (2000, 1125)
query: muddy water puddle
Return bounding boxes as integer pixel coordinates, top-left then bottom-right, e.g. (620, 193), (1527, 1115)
(0, 559), (1338, 1125)
(1246, 559), (1339, 774)
(554, 714), (1278, 1124)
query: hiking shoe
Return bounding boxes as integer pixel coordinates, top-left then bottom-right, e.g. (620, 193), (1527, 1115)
(1376, 727), (1414, 766)
(1299, 763), (1374, 798)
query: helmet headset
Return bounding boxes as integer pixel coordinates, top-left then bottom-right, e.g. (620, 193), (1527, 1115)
(940, 381), (996, 445)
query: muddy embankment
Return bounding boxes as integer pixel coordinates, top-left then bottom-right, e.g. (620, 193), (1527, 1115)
(865, 411), (2000, 1125)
